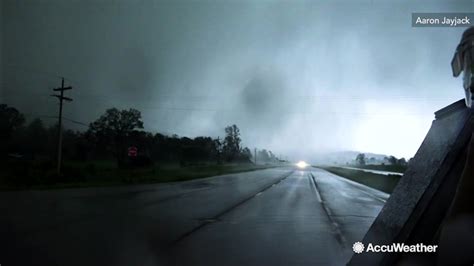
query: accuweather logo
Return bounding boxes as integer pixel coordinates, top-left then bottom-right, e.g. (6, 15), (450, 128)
(352, 242), (438, 253)
(352, 242), (365, 254)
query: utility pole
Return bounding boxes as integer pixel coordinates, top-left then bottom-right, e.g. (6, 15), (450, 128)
(51, 78), (73, 176)
(216, 136), (222, 164)
(254, 148), (257, 165)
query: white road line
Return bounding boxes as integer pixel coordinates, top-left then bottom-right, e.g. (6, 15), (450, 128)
(309, 173), (348, 248)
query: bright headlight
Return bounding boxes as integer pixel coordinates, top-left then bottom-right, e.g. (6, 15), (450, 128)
(296, 161), (308, 169)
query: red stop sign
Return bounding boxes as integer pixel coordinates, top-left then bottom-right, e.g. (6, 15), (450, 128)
(128, 146), (138, 157)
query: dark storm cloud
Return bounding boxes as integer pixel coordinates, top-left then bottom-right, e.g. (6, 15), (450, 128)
(240, 68), (289, 123)
(1, 0), (473, 159)
(0, 0), (3, 102)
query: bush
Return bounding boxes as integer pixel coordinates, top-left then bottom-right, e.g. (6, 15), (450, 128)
(85, 163), (97, 175)
(129, 155), (153, 168)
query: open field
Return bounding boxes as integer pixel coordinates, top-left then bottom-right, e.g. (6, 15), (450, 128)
(0, 160), (278, 190)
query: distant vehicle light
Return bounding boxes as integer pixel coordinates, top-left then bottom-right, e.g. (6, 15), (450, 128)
(296, 161), (308, 169)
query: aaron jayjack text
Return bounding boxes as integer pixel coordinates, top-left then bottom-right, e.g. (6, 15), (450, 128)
(415, 16), (471, 26)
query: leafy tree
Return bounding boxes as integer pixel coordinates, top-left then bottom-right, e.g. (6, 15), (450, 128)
(258, 149), (270, 163)
(23, 118), (48, 158)
(0, 104), (25, 138)
(356, 153), (366, 166)
(387, 155), (398, 165)
(397, 157), (407, 166)
(214, 137), (223, 164)
(241, 147), (252, 161)
(223, 124), (241, 161)
(268, 151), (276, 161)
(88, 108), (144, 165)
(0, 104), (25, 154)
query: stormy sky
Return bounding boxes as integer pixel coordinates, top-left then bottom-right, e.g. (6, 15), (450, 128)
(1, 0), (473, 160)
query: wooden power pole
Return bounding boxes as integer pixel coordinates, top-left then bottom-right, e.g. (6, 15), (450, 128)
(254, 148), (257, 165)
(51, 78), (73, 176)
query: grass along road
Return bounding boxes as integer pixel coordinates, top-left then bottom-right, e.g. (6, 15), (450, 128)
(318, 166), (401, 194)
(0, 161), (282, 190)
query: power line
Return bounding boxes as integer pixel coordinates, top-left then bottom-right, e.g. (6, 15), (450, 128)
(63, 117), (89, 127)
(22, 113), (89, 127)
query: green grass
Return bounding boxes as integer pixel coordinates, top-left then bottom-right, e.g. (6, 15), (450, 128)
(319, 166), (401, 194)
(0, 160), (278, 190)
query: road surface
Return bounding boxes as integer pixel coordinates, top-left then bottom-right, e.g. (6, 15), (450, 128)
(0, 167), (388, 266)
(341, 166), (403, 176)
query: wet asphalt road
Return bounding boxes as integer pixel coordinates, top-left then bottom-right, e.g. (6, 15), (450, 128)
(0, 167), (388, 266)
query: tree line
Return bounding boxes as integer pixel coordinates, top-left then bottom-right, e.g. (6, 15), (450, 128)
(355, 153), (409, 167)
(0, 104), (279, 167)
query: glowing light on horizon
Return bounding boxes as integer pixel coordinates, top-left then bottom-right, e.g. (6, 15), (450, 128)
(296, 161), (309, 169)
